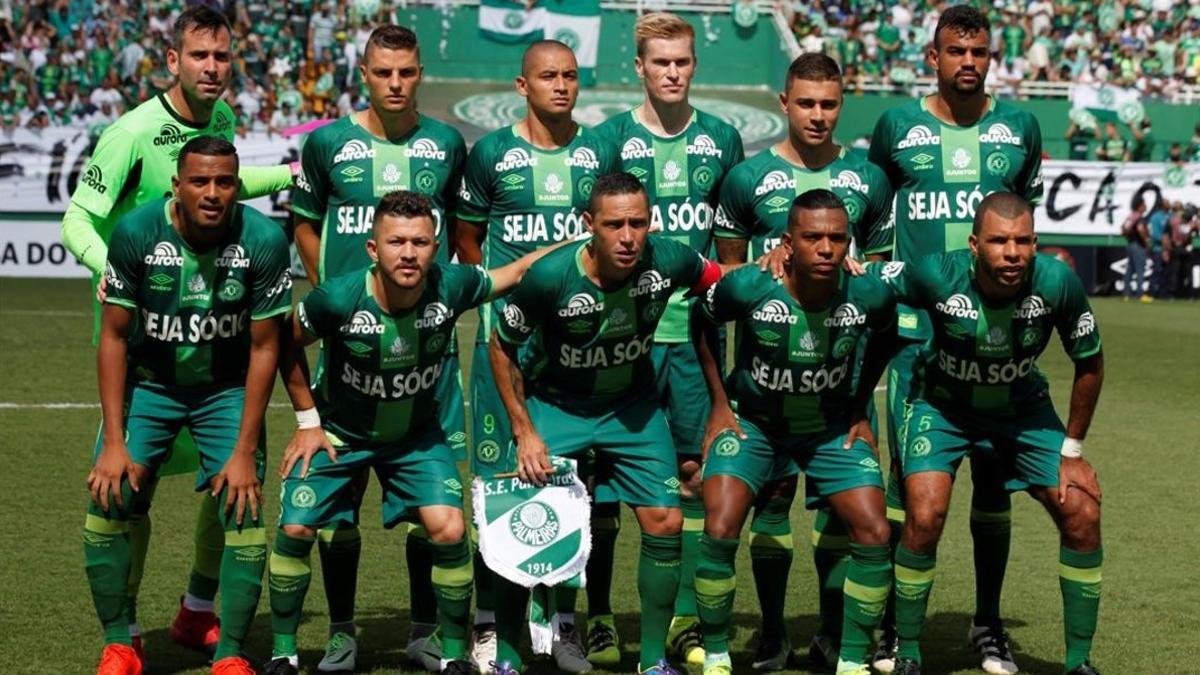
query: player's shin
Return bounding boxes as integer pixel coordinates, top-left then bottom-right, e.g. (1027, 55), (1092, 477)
(187, 494), (224, 607)
(695, 534), (739, 657)
(750, 495), (795, 642)
(638, 532), (682, 670)
(838, 543), (892, 667)
(1060, 546), (1102, 671)
(269, 531), (315, 659)
(407, 525), (439, 628)
(215, 504), (267, 660)
(969, 459), (1012, 628)
(893, 545), (936, 663)
(812, 508), (851, 642)
(85, 494), (137, 645)
(317, 523), (362, 633)
(430, 538), (475, 661)
(585, 502), (620, 619)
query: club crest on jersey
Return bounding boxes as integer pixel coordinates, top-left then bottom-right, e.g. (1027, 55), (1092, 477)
(951, 148), (972, 170)
(494, 147), (537, 172)
(565, 146), (599, 170)
(381, 163), (402, 184)
(406, 138), (447, 160)
(687, 134), (723, 157)
(144, 242), (184, 266)
(752, 298), (798, 324)
(630, 270), (672, 298)
(342, 310), (385, 335)
(1070, 312), (1096, 340)
(1013, 295), (1051, 319)
(897, 125), (940, 149)
(415, 302), (453, 329)
(153, 123), (188, 147)
(754, 170), (795, 196)
(558, 293), (604, 317)
(829, 170), (870, 194)
(333, 140), (375, 163)
(936, 294), (978, 319)
(621, 137), (654, 160)
(979, 123), (1022, 146)
(216, 244), (250, 269)
(825, 303), (867, 327)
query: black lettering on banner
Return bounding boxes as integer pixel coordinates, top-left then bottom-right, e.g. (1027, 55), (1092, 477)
(1, 243), (16, 264)
(28, 242), (44, 264)
(1046, 171), (1083, 221)
(46, 140), (66, 204)
(1087, 170), (1117, 225)
(1129, 181), (1162, 215)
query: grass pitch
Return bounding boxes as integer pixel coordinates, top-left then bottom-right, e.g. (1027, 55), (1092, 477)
(0, 278), (1195, 674)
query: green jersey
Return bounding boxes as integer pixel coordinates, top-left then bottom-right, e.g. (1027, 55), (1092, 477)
(297, 263), (493, 446)
(103, 198), (293, 388)
(595, 107), (744, 343)
(71, 95), (237, 245)
(291, 114), (466, 280)
(496, 238), (719, 415)
(699, 264), (896, 437)
(458, 124), (619, 340)
(887, 250), (1101, 415)
(714, 147), (894, 259)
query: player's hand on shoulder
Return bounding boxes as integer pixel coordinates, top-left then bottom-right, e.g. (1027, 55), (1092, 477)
(701, 404), (745, 463)
(280, 426), (338, 480)
(88, 439), (138, 511)
(842, 256), (866, 277)
(515, 431), (553, 487)
(96, 275), (108, 303)
(213, 450), (263, 526)
(756, 243), (791, 280)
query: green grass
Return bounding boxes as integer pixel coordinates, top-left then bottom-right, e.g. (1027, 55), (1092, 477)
(1, 278), (1196, 674)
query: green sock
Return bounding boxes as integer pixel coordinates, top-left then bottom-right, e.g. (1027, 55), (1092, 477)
(214, 504), (267, 661)
(638, 533), (681, 670)
(495, 576), (532, 670)
(881, 504), (904, 635)
(840, 543), (892, 665)
(893, 544), (936, 663)
(695, 534), (739, 655)
(431, 538), (474, 661)
(586, 502), (620, 617)
(125, 511), (150, 627)
(187, 494), (223, 602)
(750, 495), (794, 642)
(84, 497), (134, 645)
(675, 496), (705, 618)
(317, 524), (361, 627)
(269, 532), (314, 658)
(812, 508), (851, 640)
(1060, 546), (1102, 671)
(407, 525), (438, 625)
(969, 481), (1011, 627)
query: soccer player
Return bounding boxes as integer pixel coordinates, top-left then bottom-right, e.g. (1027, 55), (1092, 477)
(289, 24), (468, 671)
(489, 172), (723, 675)
(590, 12), (744, 668)
(264, 190), (561, 675)
(454, 40), (618, 673)
(63, 6), (295, 660)
(83, 136), (292, 675)
(693, 189), (896, 675)
(868, 6), (1044, 672)
(713, 52), (893, 670)
(883, 193), (1103, 675)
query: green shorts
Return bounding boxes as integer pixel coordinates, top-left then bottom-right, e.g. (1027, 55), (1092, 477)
(436, 352), (468, 461)
(280, 424), (465, 529)
(652, 341), (711, 459)
(92, 383), (266, 492)
(900, 397), (1063, 492)
(526, 393), (680, 508)
(470, 342), (517, 478)
(702, 416), (884, 509)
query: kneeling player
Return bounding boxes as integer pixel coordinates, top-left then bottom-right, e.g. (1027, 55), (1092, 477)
(264, 191), (561, 675)
(884, 193), (1104, 675)
(84, 137), (292, 675)
(693, 189), (896, 675)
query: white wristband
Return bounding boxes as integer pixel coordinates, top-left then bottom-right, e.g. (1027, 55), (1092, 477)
(295, 407), (321, 429)
(1060, 437), (1084, 458)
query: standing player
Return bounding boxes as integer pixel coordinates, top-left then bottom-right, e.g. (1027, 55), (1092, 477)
(489, 172), (723, 675)
(264, 191), (560, 675)
(692, 190), (896, 675)
(454, 40), (618, 673)
(591, 12), (744, 669)
(62, 6), (295, 660)
(289, 24), (467, 672)
(884, 193), (1103, 675)
(868, 6), (1044, 672)
(712, 52), (893, 670)
(84, 137), (291, 675)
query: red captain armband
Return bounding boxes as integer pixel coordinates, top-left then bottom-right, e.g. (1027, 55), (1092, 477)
(686, 259), (723, 297)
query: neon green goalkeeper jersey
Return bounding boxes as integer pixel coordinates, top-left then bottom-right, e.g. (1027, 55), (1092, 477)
(594, 107), (744, 343)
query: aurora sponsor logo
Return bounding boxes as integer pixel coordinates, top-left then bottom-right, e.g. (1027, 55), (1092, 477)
(879, 261), (905, 280)
(82, 165), (107, 193)
(935, 293), (978, 320)
(494, 147), (537, 172)
(754, 170), (794, 196)
(504, 303), (531, 333)
(979, 123), (1022, 146)
(630, 270), (672, 298)
(752, 298), (798, 324)
(152, 122), (189, 146)
(897, 125), (940, 149)
(415, 302), (453, 329)
(342, 310), (385, 335)
(565, 146), (599, 170)
(558, 293), (604, 317)
(144, 242), (184, 266)
(103, 262), (124, 290)
(1013, 295), (1052, 319)
(405, 138), (446, 160)
(621, 137), (654, 160)
(829, 170), (870, 194)
(1070, 312), (1096, 340)
(687, 134), (723, 157)
(825, 303), (867, 327)
(215, 244), (250, 269)
(333, 139), (375, 163)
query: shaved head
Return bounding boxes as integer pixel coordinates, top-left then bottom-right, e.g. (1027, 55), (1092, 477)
(973, 192), (1033, 234)
(522, 40), (576, 76)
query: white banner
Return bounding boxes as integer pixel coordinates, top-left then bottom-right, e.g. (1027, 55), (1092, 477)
(0, 219), (93, 277)
(1035, 160), (1200, 236)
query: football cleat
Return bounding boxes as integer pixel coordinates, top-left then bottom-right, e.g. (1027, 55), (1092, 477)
(442, 660), (479, 675)
(96, 644), (142, 675)
(703, 652), (733, 675)
(667, 616), (705, 667)
(263, 656), (299, 675)
(552, 623), (593, 673)
(470, 623), (498, 674)
(490, 661), (521, 675)
(318, 631), (358, 672)
(211, 656), (257, 675)
(751, 633), (792, 671)
(872, 628), (900, 674)
(408, 626), (443, 672)
(892, 657), (922, 675)
(969, 623), (1019, 675)
(169, 597), (220, 653)
(585, 614), (620, 666)
(640, 659), (682, 674)
(1065, 662), (1100, 675)
(808, 633), (839, 670)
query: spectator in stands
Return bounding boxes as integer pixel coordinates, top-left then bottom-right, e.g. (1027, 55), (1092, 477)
(1164, 202), (1196, 299)
(1065, 117), (1101, 159)
(1098, 121), (1131, 162)
(1147, 200), (1172, 296)
(1122, 200), (1153, 302)
(1129, 118), (1155, 161)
